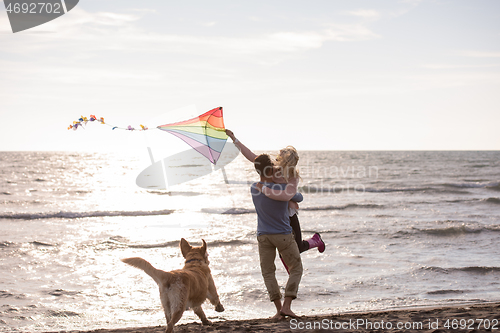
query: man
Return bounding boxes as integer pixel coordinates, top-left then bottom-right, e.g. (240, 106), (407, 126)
(251, 153), (303, 320)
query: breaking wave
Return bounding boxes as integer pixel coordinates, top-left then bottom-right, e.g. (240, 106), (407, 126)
(423, 266), (500, 275)
(426, 289), (467, 295)
(0, 209), (174, 220)
(415, 224), (500, 236)
(304, 203), (383, 211)
(114, 238), (252, 249)
(46, 310), (81, 317)
(207, 204), (383, 215)
(222, 208), (255, 214)
(300, 185), (470, 195)
(443, 181), (500, 189)
(301, 180), (500, 195)
(484, 197), (500, 204)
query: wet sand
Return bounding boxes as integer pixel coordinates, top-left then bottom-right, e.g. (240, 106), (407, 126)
(46, 302), (499, 332)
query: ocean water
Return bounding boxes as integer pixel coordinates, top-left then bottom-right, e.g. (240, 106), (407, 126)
(1, 150), (499, 332)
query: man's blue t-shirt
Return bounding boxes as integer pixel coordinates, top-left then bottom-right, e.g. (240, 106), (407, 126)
(251, 182), (303, 236)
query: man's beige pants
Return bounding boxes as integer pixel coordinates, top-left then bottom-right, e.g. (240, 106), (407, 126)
(257, 233), (303, 301)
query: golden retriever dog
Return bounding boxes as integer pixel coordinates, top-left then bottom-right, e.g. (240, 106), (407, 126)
(122, 238), (224, 333)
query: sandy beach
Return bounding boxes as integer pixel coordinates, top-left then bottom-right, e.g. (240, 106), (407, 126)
(44, 302), (499, 333)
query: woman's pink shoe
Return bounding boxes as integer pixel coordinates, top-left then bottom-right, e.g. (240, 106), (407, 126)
(306, 233), (325, 253)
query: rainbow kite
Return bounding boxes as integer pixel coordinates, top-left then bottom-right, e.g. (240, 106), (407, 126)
(157, 107), (227, 165)
(68, 107), (229, 165)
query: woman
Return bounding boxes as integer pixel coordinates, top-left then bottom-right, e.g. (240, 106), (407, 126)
(225, 130), (325, 271)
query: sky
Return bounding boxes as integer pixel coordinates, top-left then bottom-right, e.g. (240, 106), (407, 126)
(0, 0), (499, 151)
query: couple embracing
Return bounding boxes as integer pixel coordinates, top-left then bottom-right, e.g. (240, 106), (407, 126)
(226, 130), (325, 321)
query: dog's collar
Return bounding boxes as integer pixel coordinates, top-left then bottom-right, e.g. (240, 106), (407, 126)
(185, 258), (203, 264)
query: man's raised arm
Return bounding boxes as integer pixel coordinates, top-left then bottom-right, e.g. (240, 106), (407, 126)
(226, 129), (257, 162)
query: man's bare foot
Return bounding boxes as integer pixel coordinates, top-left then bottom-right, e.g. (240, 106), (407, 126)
(270, 313), (285, 321)
(279, 309), (299, 318)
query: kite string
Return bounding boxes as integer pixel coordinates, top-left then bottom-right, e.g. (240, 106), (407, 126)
(220, 166), (235, 201)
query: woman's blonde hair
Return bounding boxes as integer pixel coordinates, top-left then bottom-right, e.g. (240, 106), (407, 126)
(275, 146), (300, 182)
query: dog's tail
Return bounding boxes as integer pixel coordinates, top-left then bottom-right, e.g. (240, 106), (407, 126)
(121, 257), (166, 285)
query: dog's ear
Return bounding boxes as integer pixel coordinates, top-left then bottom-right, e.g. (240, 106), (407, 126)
(180, 238), (192, 258)
(201, 239), (207, 254)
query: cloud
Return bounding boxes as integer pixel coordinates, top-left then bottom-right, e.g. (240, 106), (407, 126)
(421, 64), (500, 69)
(459, 51), (500, 58)
(1, 6), (380, 60)
(125, 24), (379, 57)
(398, 0), (424, 4)
(0, 5), (381, 89)
(408, 72), (500, 89)
(344, 9), (381, 19)
(342, 3), (422, 21)
(91, 12), (140, 26)
(324, 24), (380, 42)
(212, 26), (379, 55)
